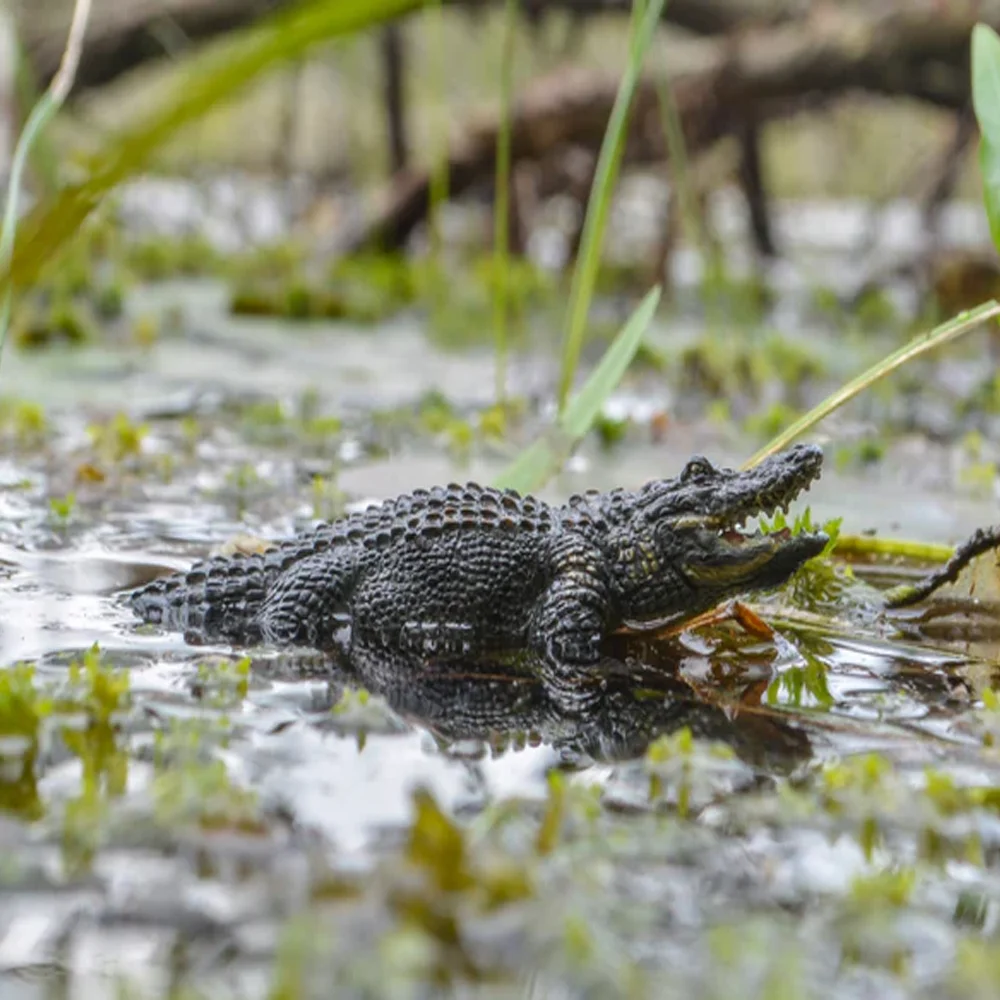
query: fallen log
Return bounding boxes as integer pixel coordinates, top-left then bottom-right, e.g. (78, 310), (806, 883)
(18, 0), (291, 93)
(344, 5), (986, 254)
(450, 0), (805, 36)
(17, 0), (808, 97)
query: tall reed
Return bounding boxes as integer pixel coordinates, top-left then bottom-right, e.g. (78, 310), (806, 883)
(555, 0), (669, 412)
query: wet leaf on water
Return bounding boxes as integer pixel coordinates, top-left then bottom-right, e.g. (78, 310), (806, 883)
(407, 788), (473, 894)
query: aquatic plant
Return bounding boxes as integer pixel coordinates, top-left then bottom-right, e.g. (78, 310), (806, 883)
(0, 0), (92, 367)
(974, 24), (1000, 253)
(0, 1), (430, 305)
(47, 492), (77, 525)
(0, 398), (47, 447)
(556, 0), (669, 413)
(192, 656), (251, 710)
(743, 19), (1000, 474)
(495, 286), (660, 492)
(87, 412), (149, 464)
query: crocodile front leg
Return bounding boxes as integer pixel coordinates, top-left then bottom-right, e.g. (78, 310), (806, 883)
(252, 549), (361, 646)
(528, 541), (612, 712)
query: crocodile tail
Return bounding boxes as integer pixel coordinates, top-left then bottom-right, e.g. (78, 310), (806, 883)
(129, 551), (277, 641)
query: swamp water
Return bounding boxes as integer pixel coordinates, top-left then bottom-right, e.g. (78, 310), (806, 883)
(3, 195), (1000, 998)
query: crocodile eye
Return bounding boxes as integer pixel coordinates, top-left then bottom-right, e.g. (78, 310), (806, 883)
(680, 456), (715, 481)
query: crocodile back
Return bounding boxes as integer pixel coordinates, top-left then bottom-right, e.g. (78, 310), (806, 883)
(130, 482), (566, 639)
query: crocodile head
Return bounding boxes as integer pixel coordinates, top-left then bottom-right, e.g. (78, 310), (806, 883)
(609, 444), (828, 626)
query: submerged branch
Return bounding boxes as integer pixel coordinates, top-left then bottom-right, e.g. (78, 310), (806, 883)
(884, 527), (1000, 610)
(347, 3), (987, 252)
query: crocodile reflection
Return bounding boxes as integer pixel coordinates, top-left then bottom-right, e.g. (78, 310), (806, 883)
(324, 634), (815, 772)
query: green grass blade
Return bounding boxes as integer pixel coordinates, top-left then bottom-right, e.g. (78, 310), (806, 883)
(495, 284), (662, 493)
(972, 24), (1000, 253)
(555, 0), (669, 412)
(0, 91), (60, 365)
(1, 0), (428, 297)
(0, 0), (91, 371)
(743, 299), (1000, 469)
(492, 0), (519, 403)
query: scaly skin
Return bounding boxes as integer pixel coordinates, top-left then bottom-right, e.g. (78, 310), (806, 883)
(130, 444), (828, 708)
(331, 635), (815, 771)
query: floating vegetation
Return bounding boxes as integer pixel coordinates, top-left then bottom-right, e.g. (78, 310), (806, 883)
(87, 411), (148, 465)
(0, 397), (47, 447)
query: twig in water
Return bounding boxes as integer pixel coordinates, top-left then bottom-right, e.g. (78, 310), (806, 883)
(884, 525), (1000, 609)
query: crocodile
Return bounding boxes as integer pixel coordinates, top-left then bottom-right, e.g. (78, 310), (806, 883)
(326, 634), (815, 771)
(130, 443), (828, 708)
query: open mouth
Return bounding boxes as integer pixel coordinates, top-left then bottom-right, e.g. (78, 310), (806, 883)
(719, 524), (794, 546)
(698, 445), (825, 547)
